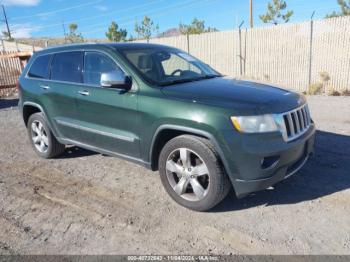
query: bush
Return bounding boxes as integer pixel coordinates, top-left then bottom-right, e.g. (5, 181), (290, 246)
(319, 71), (330, 82)
(341, 89), (350, 96)
(328, 89), (341, 96)
(307, 83), (323, 95)
(328, 87), (341, 96)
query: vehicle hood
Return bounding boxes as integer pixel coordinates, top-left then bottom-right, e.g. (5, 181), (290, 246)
(161, 77), (305, 114)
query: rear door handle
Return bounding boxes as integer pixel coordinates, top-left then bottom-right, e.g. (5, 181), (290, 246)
(40, 85), (50, 90)
(78, 90), (90, 96)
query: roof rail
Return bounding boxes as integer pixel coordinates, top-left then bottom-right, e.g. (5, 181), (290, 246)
(44, 42), (98, 50)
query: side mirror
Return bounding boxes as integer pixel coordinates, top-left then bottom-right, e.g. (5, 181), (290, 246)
(100, 70), (132, 90)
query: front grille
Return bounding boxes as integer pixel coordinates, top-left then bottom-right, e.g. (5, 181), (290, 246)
(281, 104), (311, 142)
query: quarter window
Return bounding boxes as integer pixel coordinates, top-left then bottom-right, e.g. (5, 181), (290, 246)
(84, 52), (122, 86)
(28, 55), (52, 79)
(50, 51), (83, 83)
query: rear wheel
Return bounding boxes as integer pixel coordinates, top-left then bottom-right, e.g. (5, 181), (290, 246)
(159, 135), (231, 211)
(27, 112), (65, 158)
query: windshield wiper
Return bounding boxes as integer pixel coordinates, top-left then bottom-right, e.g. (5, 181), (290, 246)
(196, 74), (220, 80)
(160, 78), (200, 86)
(160, 74), (220, 86)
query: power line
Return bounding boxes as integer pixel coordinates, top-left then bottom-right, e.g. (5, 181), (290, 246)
(78, 0), (202, 32)
(42, 0), (217, 38)
(37, 0), (193, 34)
(10, 0), (103, 21)
(29, 0), (165, 31)
(77, 0), (219, 37)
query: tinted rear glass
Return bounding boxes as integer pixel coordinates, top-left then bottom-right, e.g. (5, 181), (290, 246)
(50, 51), (83, 83)
(28, 55), (52, 79)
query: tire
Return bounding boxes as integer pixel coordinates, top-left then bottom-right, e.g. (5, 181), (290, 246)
(27, 112), (65, 159)
(158, 135), (231, 211)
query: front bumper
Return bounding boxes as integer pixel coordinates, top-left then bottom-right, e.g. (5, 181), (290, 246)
(219, 124), (316, 198)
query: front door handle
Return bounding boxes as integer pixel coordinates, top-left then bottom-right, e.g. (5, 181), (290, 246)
(40, 85), (50, 90)
(78, 90), (90, 96)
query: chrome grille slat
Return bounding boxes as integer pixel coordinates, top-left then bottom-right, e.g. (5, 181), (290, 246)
(293, 112), (300, 133)
(303, 107), (308, 126)
(286, 114), (295, 136)
(301, 108), (307, 127)
(305, 109), (308, 125)
(306, 106), (310, 125)
(299, 110), (305, 129)
(280, 104), (312, 142)
(297, 110), (304, 130)
(306, 106), (311, 125)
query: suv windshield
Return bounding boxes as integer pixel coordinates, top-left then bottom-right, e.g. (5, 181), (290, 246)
(117, 46), (221, 86)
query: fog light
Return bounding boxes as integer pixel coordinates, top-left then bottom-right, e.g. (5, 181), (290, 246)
(261, 155), (280, 170)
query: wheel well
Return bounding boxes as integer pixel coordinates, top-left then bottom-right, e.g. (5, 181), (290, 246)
(150, 129), (207, 171)
(23, 105), (41, 126)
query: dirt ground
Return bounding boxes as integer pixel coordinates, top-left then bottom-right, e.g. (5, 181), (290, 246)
(0, 96), (349, 255)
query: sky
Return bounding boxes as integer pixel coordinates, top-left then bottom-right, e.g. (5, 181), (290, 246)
(0, 0), (343, 39)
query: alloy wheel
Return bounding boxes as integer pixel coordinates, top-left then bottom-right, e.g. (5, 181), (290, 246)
(31, 120), (49, 153)
(166, 148), (210, 201)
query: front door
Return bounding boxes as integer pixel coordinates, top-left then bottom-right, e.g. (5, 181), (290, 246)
(75, 51), (140, 158)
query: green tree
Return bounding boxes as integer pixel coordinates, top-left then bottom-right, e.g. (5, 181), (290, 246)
(2, 31), (14, 41)
(134, 16), (159, 41)
(179, 18), (219, 35)
(105, 21), (127, 42)
(326, 0), (350, 18)
(259, 0), (294, 25)
(67, 23), (84, 43)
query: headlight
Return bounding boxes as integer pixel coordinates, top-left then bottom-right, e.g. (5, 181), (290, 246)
(231, 115), (279, 133)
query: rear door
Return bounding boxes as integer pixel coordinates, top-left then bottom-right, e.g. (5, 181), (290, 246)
(44, 51), (84, 141)
(74, 51), (140, 158)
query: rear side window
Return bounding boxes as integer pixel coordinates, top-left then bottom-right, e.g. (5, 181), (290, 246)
(28, 55), (52, 79)
(50, 51), (83, 83)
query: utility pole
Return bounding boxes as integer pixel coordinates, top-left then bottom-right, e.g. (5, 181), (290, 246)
(308, 11), (316, 86)
(1, 5), (12, 40)
(250, 0), (254, 28)
(62, 20), (67, 43)
(238, 21), (245, 76)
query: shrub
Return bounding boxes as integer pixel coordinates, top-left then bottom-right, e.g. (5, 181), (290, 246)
(341, 89), (350, 96)
(307, 83), (323, 95)
(328, 89), (341, 96)
(319, 71), (331, 93)
(319, 71), (330, 82)
(328, 86), (339, 96)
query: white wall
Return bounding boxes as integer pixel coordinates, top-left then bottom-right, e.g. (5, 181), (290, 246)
(137, 16), (350, 92)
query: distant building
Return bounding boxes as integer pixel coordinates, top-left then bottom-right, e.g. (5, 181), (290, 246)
(0, 40), (42, 67)
(0, 40), (42, 90)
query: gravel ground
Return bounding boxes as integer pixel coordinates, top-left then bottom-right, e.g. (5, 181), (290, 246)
(0, 96), (349, 255)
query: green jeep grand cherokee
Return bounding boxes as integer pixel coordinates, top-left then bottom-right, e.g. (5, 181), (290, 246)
(18, 43), (315, 211)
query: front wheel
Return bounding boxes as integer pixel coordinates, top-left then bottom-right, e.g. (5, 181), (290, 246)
(158, 135), (231, 211)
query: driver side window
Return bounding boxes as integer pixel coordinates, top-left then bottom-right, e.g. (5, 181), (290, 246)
(161, 54), (201, 76)
(84, 52), (123, 86)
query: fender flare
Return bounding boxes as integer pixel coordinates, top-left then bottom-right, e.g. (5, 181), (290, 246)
(22, 101), (58, 138)
(149, 124), (232, 179)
